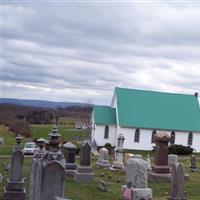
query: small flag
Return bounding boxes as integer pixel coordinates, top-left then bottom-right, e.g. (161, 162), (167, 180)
(122, 181), (132, 200)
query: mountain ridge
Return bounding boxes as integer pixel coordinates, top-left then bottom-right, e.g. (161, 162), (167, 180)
(0, 98), (90, 108)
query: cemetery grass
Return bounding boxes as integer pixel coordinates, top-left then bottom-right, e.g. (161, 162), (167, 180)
(0, 156), (200, 200)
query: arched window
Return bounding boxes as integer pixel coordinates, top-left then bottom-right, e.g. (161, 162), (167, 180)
(170, 131), (175, 145)
(104, 126), (109, 139)
(151, 130), (157, 143)
(187, 132), (193, 146)
(134, 128), (140, 142)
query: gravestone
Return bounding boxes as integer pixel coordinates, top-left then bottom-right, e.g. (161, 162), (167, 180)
(29, 125), (66, 200)
(63, 141), (77, 176)
(3, 135), (26, 200)
(121, 158), (153, 200)
(124, 153), (134, 166)
(96, 147), (110, 168)
(41, 161), (65, 200)
(98, 179), (107, 192)
(146, 155), (152, 172)
(168, 163), (187, 200)
(74, 141), (94, 183)
(168, 154), (178, 168)
(29, 138), (46, 200)
(113, 134), (125, 169)
(190, 155), (197, 172)
(148, 132), (171, 182)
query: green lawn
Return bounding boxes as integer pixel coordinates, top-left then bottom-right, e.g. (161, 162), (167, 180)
(0, 125), (89, 155)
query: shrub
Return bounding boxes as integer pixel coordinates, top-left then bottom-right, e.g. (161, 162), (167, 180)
(168, 144), (193, 155)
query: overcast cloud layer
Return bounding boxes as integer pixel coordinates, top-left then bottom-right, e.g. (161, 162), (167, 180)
(2, 2), (200, 105)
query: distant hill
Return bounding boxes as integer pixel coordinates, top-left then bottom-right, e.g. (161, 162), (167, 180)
(0, 98), (90, 108)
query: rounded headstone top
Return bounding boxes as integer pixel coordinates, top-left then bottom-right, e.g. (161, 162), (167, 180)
(118, 133), (125, 140)
(63, 141), (77, 149)
(100, 147), (108, 152)
(37, 138), (46, 143)
(154, 132), (170, 142)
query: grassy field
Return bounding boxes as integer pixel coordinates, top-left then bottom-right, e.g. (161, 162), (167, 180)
(0, 125), (89, 155)
(0, 124), (200, 199)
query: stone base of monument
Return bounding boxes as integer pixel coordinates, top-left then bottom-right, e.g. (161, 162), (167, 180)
(65, 169), (75, 177)
(3, 188), (26, 200)
(74, 165), (94, 183)
(66, 163), (76, 170)
(121, 185), (152, 200)
(167, 196), (187, 200)
(148, 171), (171, 182)
(96, 160), (110, 168)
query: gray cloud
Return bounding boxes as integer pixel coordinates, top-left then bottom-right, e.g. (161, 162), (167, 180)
(2, 2), (200, 104)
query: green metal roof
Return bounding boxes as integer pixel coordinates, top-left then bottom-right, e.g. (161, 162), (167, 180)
(116, 87), (200, 132)
(93, 105), (116, 125)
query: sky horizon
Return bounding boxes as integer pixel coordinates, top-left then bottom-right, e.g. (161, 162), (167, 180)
(2, 2), (200, 105)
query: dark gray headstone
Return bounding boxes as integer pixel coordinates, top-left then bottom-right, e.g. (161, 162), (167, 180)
(41, 161), (65, 200)
(80, 141), (91, 166)
(190, 155), (197, 172)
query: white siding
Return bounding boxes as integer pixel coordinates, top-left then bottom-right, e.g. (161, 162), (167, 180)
(93, 125), (116, 146)
(119, 128), (200, 152)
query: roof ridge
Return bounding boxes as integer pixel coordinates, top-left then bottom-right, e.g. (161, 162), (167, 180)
(115, 86), (197, 98)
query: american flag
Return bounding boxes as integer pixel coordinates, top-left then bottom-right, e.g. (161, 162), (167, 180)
(122, 185), (132, 200)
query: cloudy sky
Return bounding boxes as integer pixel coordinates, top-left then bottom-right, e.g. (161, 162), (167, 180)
(1, 1), (200, 105)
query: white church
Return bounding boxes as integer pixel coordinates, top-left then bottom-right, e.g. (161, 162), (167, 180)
(91, 87), (200, 152)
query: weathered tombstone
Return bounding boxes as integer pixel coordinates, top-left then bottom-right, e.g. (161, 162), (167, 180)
(74, 141), (94, 183)
(113, 134), (125, 169)
(168, 163), (187, 200)
(121, 158), (153, 200)
(124, 153), (134, 166)
(146, 154), (152, 172)
(63, 141), (77, 176)
(148, 132), (171, 182)
(3, 135), (26, 200)
(29, 138), (46, 200)
(96, 147), (110, 168)
(190, 155), (197, 172)
(98, 179), (107, 192)
(41, 161), (65, 200)
(29, 125), (66, 200)
(168, 154), (178, 168)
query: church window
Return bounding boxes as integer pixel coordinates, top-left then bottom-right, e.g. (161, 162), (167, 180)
(151, 130), (157, 143)
(104, 126), (109, 139)
(170, 131), (175, 145)
(187, 132), (193, 146)
(134, 128), (140, 142)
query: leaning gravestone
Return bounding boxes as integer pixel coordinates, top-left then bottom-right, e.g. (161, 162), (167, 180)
(3, 135), (26, 200)
(96, 147), (110, 168)
(121, 158), (153, 200)
(168, 163), (187, 200)
(146, 154), (152, 172)
(74, 141), (94, 183)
